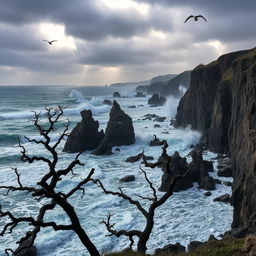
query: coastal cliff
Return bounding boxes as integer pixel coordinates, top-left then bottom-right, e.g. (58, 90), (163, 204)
(175, 47), (256, 230)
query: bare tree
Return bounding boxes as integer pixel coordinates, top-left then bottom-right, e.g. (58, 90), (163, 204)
(0, 106), (100, 256)
(91, 142), (190, 254)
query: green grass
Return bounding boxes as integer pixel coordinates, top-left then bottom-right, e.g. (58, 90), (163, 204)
(106, 238), (245, 256)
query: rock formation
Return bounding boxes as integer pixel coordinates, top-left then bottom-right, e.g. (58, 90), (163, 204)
(175, 47), (256, 230)
(113, 91), (121, 98)
(135, 92), (146, 97)
(148, 93), (167, 106)
(93, 101), (135, 155)
(63, 110), (104, 153)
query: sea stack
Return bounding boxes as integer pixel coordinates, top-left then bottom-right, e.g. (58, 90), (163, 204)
(63, 110), (104, 153)
(93, 100), (135, 155)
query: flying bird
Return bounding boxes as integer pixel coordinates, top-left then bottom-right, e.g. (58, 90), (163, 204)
(184, 15), (207, 23)
(43, 39), (58, 45)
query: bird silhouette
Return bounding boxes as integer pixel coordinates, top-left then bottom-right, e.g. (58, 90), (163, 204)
(184, 15), (207, 23)
(43, 39), (58, 45)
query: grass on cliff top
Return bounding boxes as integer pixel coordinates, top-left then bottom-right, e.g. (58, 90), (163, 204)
(235, 48), (256, 62)
(106, 238), (245, 256)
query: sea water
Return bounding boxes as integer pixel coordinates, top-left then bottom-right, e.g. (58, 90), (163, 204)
(0, 85), (232, 255)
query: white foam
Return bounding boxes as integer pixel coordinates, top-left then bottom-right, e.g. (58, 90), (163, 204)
(69, 89), (85, 103)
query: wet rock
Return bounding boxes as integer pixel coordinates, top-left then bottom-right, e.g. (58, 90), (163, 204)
(170, 119), (175, 126)
(214, 178), (221, 184)
(154, 124), (161, 128)
(217, 166), (232, 177)
(128, 105), (136, 108)
(115, 147), (121, 152)
(154, 117), (166, 122)
(113, 91), (121, 98)
(204, 191), (212, 197)
(155, 243), (185, 255)
(63, 110), (104, 153)
(120, 175), (135, 182)
(148, 93), (167, 106)
(149, 135), (165, 146)
(103, 99), (112, 105)
(214, 194), (231, 203)
(135, 92), (146, 97)
(92, 144), (113, 155)
(188, 241), (204, 252)
(93, 101), (135, 155)
(199, 176), (216, 190)
(223, 181), (232, 186)
(126, 153), (153, 163)
(144, 114), (159, 118)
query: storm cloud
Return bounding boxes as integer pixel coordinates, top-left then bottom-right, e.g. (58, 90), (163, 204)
(0, 0), (255, 85)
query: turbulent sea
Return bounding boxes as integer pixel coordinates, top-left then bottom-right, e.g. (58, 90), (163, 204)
(0, 85), (233, 255)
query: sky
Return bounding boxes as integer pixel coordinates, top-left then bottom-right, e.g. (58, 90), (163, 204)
(0, 0), (256, 85)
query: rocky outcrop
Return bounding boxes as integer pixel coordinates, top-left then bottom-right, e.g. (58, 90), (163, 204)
(113, 91), (121, 98)
(134, 92), (146, 97)
(175, 47), (256, 230)
(148, 93), (166, 106)
(155, 243), (185, 255)
(93, 101), (135, 155)
(103, 99), (112, 105)
(63, 110), (104, 153)
(214, 194), (231, 204)
(120, 175), (135, 182)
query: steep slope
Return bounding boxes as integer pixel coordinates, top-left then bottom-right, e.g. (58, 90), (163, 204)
(175, 47), (256, 229)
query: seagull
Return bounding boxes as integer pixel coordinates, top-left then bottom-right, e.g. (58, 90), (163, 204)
(43, 39), (58, 45)
(184, 15), (207, 23)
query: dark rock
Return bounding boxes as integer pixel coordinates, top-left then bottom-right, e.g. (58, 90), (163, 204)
(148, 93), (167, 106)
(204, 191), (212, 197)
(217, 166), (232, 177)
(144, 114), (159, 118)
(142, 117), (152, 120)
(223, 225), (251, 238)
(138, 104), (144, 107)
(214, 179), (221, 184)
(115, 147), (121, 152)
(154, 124), (161, 128)
(170, 119), (175, 126)
(199, 176), (216, 190)
(223, 181), (232, 186)
(208, 235), (217, 241)
(214, 194), (231, 203)
(155, 242), (185, 255)
(113, 91), (121, 98)
(93, 101), (135, 155)
(135, 92), (146, 97)
(125, 154), (141, 163)
(63, 110), (104, 153)
(120, 175), (135, 182)
(92, 144), (113, 155)
(188, 241), (204, 252)
(154, 117), (166, 122)
(149, 135), (165, 146)
(14, 237), (37, 256)
(128, 105), (136, 108)
(103, 99), (112, 105)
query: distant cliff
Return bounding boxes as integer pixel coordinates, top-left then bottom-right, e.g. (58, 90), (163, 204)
(175, 48), (256, 230)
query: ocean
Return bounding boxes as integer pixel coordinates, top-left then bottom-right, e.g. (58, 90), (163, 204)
(0, 85), (232, 255)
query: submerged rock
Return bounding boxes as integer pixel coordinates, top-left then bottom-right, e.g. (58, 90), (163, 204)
(63, 110), (104, 153)
(214, 194), (231, 204)
(92, 101), (135, 155)
(135, 92), (146, 97)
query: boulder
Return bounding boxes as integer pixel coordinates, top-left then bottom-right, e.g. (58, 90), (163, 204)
(63, 110), (104, 153)
(217, 166), (232, 177)
(103, 99), (112, 105)
(149, 135), (165, 146)
(214, 194), (231, 203)
(125, 154), (153, 163)
(154, 124), (161, 128)
(92, 101), (135, 155)
(128, 105), (136, 108)
(155, 243), (185, 255)
(144, 114), (159, 118)
(120, 175), (135, 182)
(148, 93), (167, 106)
(204, 191), (212, 197)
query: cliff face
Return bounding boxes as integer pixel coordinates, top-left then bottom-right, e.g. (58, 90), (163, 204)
(175, 48), (256, 229)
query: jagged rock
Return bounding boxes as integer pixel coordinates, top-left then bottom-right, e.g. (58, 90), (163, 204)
(188, 241), (204, 252)
(120, 175), (135, 182)
(14, 237), (37, 256)
(135, 92), (146, 97)
(148, 93), (167, 106)
(149, 135), (165, 146)
(113, 91), (121, 98)
(125, 154), (153, 163)
(243, 235), (256, 256)
(92, 144), (113, 155)
(155, 243), (185, 255)
(154, 117), (166, 122)
(154, 124), (161, 128)
(170, 119), (175, 126)
(159, 151), (193, 192)
(63, 110), (104, 153)
(92, 101), (135, 155)
(128, 105), (136, 108)
(204, 191), (212, 197)
(103, 99), (112, 105)
(214, 194), (231, 203)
